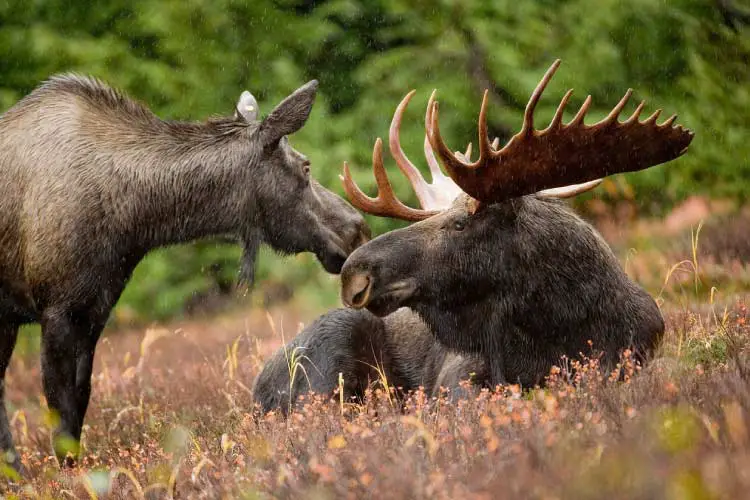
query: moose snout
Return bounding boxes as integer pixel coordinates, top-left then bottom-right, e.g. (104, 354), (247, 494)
(319, 243), (349, 274)
(341, 271), (373, 309)
(318, 220), (370, 274)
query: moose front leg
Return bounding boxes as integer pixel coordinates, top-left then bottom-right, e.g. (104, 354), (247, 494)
(74, 326), (104, 434)
(0, 321), (21, 474)
(40, 308), (90, 467)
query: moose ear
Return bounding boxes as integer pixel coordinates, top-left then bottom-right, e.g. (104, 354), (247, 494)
(259, 80), (318, 146)
(235, 90), (260, 122)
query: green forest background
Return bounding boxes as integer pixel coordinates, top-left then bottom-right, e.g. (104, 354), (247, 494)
(1, 0), (748, 325)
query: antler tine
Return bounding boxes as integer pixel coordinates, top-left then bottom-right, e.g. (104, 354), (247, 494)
(424, 90), (447, 183)
(604, 89), (633, 123)
(478, 90), (492, 161)
(421, 92), (467, 208)
(569, 95), (592, 126)
(547, 88), (574, 131)
(454, 142), (476, 163)
(428, 101), (473, 181)
(660, 114), (677, 127)
(644, 108), (662, 124)
(425, 90), (472, 182)
(340, 138), (438, 222)
(420, 98), (466, 207)
(521, 59), (562, 135)
(389, 90), (434, 208)
(625, 100), (646, 123)
(537, 179), (604, 199)
(427, 59), (694, 203)
(464, 143), (473, 162)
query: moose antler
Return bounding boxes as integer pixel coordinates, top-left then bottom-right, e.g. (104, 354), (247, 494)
(341, 91), (468, 221)
(341, 138), (438, 222)
(390, 90), (465, 210)
(428, 59), (695, 203)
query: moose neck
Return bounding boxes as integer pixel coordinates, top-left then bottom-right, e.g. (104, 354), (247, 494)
(105, 129), (260, 254)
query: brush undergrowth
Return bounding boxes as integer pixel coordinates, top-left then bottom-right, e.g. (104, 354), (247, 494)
(1, 220), (749, 499)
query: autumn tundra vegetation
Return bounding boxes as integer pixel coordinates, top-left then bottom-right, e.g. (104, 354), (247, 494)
(0, 1), (749, 498)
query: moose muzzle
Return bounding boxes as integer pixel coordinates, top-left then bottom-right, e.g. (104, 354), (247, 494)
(341, 271), (372, 309)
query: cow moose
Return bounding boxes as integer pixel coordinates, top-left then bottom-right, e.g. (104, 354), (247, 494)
(253, 59), (694, 415)
(0, 75), (369, 471)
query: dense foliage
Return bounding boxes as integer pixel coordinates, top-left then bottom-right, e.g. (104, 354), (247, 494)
(1, 0), (747, 322)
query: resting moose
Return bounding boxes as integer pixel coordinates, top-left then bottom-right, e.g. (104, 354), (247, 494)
(341, 60), (693, 387)
(254, 60), (694, 414)
(252, 307), (487, 415)
(0, 76), (369, 470)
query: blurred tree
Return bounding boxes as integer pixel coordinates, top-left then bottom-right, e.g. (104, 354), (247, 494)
(0, 0), (747, 323)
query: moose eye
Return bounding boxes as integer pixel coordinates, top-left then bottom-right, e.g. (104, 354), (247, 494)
(453, 220), (466, 232)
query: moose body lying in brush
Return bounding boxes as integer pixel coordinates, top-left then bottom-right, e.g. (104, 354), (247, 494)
(253, 60), (694, 415)
(253, 307), (487, 414)
(0, 76), (370, 471)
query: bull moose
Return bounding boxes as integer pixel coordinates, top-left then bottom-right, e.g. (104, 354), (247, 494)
(0, 75), (369, 471)
(253, 60), (693, 414)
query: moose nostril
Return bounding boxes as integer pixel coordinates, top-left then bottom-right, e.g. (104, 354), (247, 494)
(352, 284), (369, 306)
(343, 273), (372, 309)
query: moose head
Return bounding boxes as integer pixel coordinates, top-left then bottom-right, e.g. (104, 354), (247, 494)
(229, 81), (371, 280)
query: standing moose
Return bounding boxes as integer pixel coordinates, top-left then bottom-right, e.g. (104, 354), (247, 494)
(0, 75), (369, 471)
(253, 60), (694, 415)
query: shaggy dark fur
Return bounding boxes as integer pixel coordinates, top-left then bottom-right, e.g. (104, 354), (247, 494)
(252, 307), (488, 415)
(341, 194), (664, 388)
